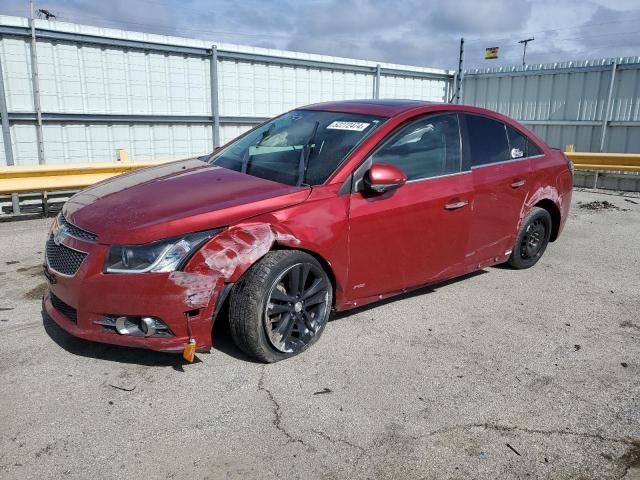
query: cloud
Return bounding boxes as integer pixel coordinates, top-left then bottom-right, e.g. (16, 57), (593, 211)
(0, 0), (638, 69)
(423, 0), (532, 34)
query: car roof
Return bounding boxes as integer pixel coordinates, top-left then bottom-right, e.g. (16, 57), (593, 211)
(299, 99), (436, 117)
(297, 101), (547, 147)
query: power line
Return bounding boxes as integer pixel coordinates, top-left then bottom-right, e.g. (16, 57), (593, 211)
(463, 12), (640, 48)
(47, 8), (292, 41)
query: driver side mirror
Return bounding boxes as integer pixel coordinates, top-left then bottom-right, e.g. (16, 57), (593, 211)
(365, 163), (407, 194)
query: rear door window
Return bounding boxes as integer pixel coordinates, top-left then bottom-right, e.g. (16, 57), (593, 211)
(465, 114), (510, 166)
(371, 113), (462, 181)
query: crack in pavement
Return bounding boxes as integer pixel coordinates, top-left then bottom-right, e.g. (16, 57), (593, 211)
(309, 428), (367, 455)
(257, 366), (307, 446)
(309, 428), (369, 476)
(429, 423), (639, 446)
(425, 422), (640, 479)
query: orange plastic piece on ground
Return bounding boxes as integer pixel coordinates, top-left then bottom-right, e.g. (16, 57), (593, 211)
(183, 340), (196, 363)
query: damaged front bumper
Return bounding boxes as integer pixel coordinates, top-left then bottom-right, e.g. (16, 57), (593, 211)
(44, 222), (295, 354)
(44, 265), (224, 352)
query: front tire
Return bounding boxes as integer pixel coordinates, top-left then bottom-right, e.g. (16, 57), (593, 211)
(228, 250), (332, 363)
(508, 207), (552, 269)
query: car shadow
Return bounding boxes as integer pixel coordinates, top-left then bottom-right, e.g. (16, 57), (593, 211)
(42, 270), (488, 367)
(42, 309), (200, 371)
(490, 262), (514, 270)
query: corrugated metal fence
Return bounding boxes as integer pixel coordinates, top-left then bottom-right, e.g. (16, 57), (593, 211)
(3, 13), (639, 169)
(0, 15), (452, 167)
(462, 57), (640, 153)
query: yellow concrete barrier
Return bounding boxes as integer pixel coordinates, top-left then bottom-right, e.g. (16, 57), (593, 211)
(564, 145), (640, 173)
(0, 160), (167, 195)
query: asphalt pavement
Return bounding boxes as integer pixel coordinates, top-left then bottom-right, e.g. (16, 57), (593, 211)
(0, 189), (639, 479)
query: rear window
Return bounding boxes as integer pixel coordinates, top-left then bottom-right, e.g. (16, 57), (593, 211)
(465, 114), (510, 166)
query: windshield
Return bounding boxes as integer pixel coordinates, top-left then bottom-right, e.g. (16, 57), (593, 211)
(209, 110), (386, 186)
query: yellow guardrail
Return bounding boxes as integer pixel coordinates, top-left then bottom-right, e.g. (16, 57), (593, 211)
(0, 146), (638, 198)
(564, 145), (640, 173)
(0, 160), (166, 195)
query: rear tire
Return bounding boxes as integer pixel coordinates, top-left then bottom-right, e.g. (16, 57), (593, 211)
(228, 250), (332, 363)
(507, 207), (552, 269)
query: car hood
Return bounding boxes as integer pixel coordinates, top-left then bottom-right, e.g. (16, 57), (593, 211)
(64, 159), (311, 244)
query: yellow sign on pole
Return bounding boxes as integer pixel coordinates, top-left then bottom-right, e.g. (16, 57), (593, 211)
(485, 47), (499, 60)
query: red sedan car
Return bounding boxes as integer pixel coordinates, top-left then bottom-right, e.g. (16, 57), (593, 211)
(44, 100), (573, 362)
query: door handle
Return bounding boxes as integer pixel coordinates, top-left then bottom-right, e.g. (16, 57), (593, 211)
(445, 200), (468, 210)
(511, 179), (526, 188)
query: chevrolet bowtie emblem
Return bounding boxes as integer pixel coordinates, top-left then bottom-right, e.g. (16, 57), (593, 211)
(53, 223), (69, 246)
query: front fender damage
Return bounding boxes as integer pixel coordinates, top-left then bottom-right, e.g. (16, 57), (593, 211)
(168, 223), (299, 360)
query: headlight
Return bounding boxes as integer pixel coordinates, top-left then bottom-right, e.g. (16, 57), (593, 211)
(104, 229), (223, 273)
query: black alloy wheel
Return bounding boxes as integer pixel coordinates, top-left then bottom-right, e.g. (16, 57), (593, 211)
(228, 250), (332, 362)
(264, 262), (330, 353)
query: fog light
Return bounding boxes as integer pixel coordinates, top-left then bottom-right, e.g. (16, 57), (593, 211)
(139, 317), (156, 337)
(96, 315), (173, 337)
(115, 316), (138, 335)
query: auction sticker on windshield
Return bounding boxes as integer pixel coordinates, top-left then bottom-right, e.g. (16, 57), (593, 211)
(326, 121), (370, 131)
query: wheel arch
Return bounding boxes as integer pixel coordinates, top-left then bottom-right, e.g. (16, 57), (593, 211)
(533, 198), (561, 242)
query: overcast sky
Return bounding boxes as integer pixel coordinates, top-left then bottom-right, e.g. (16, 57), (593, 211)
(1, 0), (639, 70)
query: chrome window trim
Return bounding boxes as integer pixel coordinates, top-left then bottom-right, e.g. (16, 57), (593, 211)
(405, 169), (472, 184)
(470, 154), (545, 170)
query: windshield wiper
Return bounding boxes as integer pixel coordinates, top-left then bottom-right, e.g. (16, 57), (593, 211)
(241, 124), (275, 174)
(296, 121), (319, 187)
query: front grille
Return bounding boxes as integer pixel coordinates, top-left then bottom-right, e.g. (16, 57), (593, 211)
(50, 293), (77, 323)
(60, 213), (97, 242)
(46, 235), (87, 276)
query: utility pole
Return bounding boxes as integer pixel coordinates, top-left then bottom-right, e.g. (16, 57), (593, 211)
(518, 37), (534, 67)
(29, 0), (45, 165)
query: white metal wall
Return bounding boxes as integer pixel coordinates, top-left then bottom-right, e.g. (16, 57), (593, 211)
(0, 15), (451, 166)
(3, 123), (212, 165)
(462, 57), (640, 153)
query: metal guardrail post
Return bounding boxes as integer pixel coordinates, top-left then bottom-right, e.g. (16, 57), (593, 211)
(599, 60), (617, 153)
(117, 148), (129, 163)
(210, 44), (220, 148)
(374, 64), (381, 99)
(0, 50), (20, 213)
(28, 8), (45, 165)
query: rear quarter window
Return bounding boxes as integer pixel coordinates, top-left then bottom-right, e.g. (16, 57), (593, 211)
(507, 126), (543, 158)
